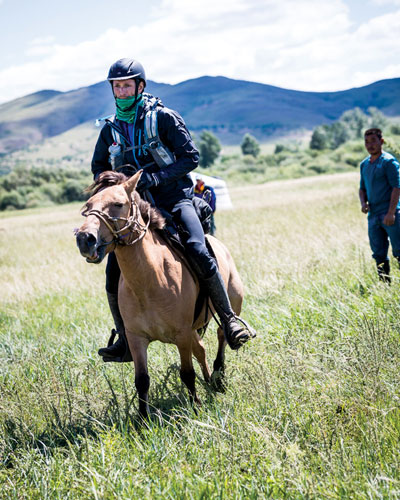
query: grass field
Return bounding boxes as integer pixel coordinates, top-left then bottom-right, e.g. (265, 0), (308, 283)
(1, 172), (400, 499)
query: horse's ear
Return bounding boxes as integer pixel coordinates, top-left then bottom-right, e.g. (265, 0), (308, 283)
(124, 170), (143, 197)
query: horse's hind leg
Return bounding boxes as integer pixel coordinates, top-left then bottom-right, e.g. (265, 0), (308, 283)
(211, 326), (227, 392)
(177, 336), (200, 407)
(211, 280), (242, 391)
(192, 332), (211, 383)
(213, 326), (226, 373)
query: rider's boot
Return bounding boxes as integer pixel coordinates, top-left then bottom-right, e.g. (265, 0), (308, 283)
(98, 292), (132, 361)
(203, 270), (256, 350)
(377, 260), (391, 284)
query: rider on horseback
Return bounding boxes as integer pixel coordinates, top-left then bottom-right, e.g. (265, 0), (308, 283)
(92, 58), (255, 360)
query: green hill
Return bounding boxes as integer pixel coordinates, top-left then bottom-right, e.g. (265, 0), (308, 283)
(0, 76), (399, 153)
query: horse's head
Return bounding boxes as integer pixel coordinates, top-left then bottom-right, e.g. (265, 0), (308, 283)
(76, 170), (143, 264)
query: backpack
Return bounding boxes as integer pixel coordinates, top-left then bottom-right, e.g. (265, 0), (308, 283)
(192, 196), (213, 234)
(96, 103), (211, 232)
(96, 97), (175, 169)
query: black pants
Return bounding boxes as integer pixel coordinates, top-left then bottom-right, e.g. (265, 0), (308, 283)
(105, 197), (217, 293)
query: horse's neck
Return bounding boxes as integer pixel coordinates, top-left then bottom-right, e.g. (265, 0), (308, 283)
(114, 230), (166, 287)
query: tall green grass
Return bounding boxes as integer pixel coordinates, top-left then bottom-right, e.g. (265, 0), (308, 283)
(1, 172), (400, 499)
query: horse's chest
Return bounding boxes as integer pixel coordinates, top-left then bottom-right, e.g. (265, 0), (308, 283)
(121, 291), (192, 343)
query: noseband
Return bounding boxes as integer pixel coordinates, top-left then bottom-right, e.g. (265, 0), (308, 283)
(81, 197), (151, 247)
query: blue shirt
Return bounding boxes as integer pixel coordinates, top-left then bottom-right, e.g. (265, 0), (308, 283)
(359, 151), (400, 216)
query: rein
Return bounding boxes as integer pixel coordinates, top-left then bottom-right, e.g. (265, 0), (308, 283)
(82, 197), (151, 247)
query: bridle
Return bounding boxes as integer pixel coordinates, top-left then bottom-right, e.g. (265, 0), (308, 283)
(81, 196), (151, 247)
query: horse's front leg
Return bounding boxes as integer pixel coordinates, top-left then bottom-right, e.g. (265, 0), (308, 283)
(126, 333), (150, 419)
(177, 335), (200, 407)
(192, 332), (211, 383)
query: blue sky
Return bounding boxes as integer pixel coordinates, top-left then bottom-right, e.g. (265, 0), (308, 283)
(0, 0), (399, 103)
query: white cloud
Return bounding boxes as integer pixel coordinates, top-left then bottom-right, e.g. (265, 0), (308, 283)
(0, 0), (399, 103)
(29, 36), (56, 46)
(370, 0), (400, 6)
(26, 36), (57, 57)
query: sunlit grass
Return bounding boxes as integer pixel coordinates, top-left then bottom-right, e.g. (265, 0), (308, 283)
(0, 204), (104, 303)
(1, 172), (400, 499)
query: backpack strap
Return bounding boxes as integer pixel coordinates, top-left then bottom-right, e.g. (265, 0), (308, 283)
(104, 115), (126, 146)
(104, 116), (143, 154)
(143, 107), (175, 168)
(96, 107), (176, 166)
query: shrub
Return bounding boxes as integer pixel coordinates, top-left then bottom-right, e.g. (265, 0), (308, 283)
(62, 179), (88, 203)
(340, 108), (369, 139)
(342, 154), (360, 167)
(241, 134), (261, 157)
(220, 154), (240, 163)
(330, 122), (351, 148)
(25, 192), (46, 209)
(390, 124), (400, 135)
(198, 131), (221, 167)
(259, 154), (278, 167)
(40, 183), (63, 203)
(308, 165), (327, 174)
(0, 190), (25, 210)
(368, 106), (389, 130)
(310, 126), (329, 150)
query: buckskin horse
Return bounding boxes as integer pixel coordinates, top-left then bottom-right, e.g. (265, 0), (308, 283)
(75, 170), (246, 418)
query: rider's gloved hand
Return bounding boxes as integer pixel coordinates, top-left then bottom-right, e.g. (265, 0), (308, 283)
(136, 172), (160, 192)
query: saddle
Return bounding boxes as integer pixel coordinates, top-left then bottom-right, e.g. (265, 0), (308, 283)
(156, 223), (217, 328)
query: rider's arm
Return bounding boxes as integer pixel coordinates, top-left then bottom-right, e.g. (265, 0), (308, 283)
(91, 125), (113, 180)
(155, 108), (199, 186)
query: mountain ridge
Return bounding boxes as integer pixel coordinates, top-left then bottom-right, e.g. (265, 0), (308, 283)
(0, 75), (399, 153)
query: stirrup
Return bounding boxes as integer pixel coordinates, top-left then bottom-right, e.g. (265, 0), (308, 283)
(234, 315), (257, 337)
(98, 329), (133, 363)
(223, 315), (256, 351)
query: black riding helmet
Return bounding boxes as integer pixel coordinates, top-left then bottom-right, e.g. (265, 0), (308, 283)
(108, 58), (146, 111)
(107, 58), (146, 86)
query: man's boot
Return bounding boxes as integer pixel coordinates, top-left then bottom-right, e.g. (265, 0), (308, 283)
(377, 260), (391, 284)
(203, 270), (256, 350)
(98, 292), (132, 362)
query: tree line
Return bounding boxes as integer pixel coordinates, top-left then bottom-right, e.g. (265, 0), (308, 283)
(0, 108), (398, 211)
(0, 166), (91, 211)
(309, 107), (399, 150)
(199, 107), (399, 168)
(198, 131), (260, 167)
(0, 132), (262, 211)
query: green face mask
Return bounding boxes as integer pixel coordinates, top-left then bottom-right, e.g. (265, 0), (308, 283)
(115, 94), (143, 123)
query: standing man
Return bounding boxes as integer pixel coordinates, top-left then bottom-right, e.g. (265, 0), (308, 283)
(359, 128), (400, 282)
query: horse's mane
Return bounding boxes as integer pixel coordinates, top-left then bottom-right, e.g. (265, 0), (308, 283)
(86, 171), (165, 230)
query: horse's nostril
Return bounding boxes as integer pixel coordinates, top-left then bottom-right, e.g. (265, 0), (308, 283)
(76, 231), (97, 250)
(86, 233), (97, 247)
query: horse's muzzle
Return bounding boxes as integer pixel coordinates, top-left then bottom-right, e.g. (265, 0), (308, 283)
(76, 231), (105, 264)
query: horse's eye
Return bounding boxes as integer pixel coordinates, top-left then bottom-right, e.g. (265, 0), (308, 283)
(114, 203), (123, 208)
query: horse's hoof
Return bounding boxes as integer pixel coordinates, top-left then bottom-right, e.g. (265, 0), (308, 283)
(210, 370), (226, 393)
(190, 396), (201, 414)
